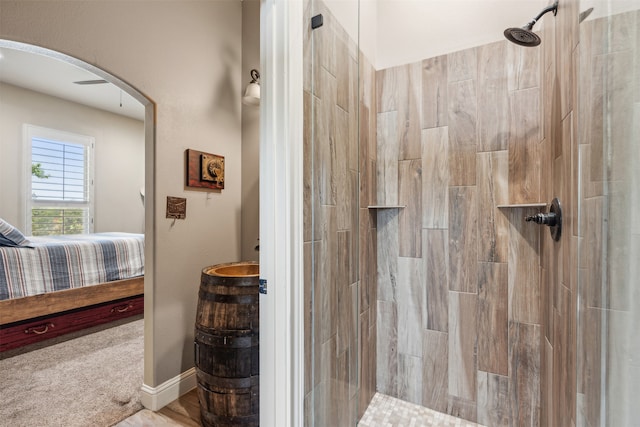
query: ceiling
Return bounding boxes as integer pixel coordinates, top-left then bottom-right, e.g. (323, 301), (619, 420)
(0, 47), (145, 121)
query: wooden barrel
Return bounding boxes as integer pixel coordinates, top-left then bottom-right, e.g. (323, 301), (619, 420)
(194, 262), (259, 427)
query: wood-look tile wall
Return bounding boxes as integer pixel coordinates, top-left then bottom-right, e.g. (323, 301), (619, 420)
(303, 1), (377, 425)
(575, 9), (640, 427)
(375, 34), (546, 424)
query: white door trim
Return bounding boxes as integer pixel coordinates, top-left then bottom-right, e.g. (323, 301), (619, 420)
(259, 1), (305, 426)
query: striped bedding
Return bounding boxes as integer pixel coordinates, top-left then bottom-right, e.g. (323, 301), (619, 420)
(0, 232), (144, 301)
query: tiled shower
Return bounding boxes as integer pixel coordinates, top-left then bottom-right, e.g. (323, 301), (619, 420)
(302, 0), (640, 426)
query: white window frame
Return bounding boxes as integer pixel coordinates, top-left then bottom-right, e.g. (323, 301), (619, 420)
(23, 124), (95, 236)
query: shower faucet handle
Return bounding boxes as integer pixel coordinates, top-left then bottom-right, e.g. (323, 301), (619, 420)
(525, 212), (558, 226)
(525, 198), (562, 242)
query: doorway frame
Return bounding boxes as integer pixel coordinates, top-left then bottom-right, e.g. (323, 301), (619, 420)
(258, 0), (305, 425)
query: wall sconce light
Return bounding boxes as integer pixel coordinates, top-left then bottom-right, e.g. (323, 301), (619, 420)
(242, 69), (260, 106)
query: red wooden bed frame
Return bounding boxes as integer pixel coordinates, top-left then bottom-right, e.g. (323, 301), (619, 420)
(0, 277), (144, 352)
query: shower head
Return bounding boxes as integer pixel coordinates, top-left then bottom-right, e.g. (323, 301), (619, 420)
(504, 27), (541, 47)
(504, 1), (558, 47)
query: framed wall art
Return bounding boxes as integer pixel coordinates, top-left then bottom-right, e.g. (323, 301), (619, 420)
(186, 149), (225, 190)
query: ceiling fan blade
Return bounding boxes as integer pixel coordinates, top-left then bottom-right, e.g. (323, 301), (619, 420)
(73, 79), (108, 85)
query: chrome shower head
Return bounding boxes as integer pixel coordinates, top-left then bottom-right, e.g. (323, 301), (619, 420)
(505, 1), (558, 47)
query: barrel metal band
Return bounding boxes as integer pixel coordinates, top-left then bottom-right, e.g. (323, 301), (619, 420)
(198, 290), (259, 304)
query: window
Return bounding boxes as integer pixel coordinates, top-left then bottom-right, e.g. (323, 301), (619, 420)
(25, 125), (94, 236)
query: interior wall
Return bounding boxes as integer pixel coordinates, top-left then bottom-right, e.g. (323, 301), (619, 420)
(374, 36), (545, 424)
(0, 0), (243, 387)
(0, 82), (145, 234)
(241, 0), (260, 262)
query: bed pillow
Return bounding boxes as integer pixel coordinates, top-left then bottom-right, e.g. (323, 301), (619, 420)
(0, 218), (30, 246)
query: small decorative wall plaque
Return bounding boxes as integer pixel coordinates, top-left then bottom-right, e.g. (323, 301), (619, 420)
(186, 149), (225, 190)
(166, 196), (187, 219)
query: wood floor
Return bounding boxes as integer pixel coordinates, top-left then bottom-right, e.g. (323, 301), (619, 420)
(117, 389), (201, 426)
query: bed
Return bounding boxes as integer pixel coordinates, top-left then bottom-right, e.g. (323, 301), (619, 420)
(0, 219), (144, 352)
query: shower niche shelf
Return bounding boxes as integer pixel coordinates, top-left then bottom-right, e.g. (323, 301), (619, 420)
(497, 203), (547, 209)
(367, 205), (405, 209)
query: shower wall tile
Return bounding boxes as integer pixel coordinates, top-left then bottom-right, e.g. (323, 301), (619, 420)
(397, 256), (424, 358)
(422, 126), (449, 229)
(349, 58), (359, 173)
(336, 349), (350, 424)
(555, 0), (578, 119)
(447, 396), (478, 423)
(377, 66), (402, 113)
(604, 51), (635, 183)
(319, 336), (337, 427)
(337, 230), (352, 354)
(448, 79), (478, 186)
(359, 209), (374, 313)
(447, 48), (478, 83)
(377, 300), (398, 396)
(349, 283), (359, 400)
(377, 111), (399, 205)
(477, 151), (509, 263)
(424, 229), (449, 332)
(508, 321), (541, 427)
(553, 284), (575, 427)
(336, 106), (351, 230)
(588, 53), (604, 181)
(398, 62), (423, 161)
(377, 209), (399, 303)
(542, 337), (553, 427)
(398, 159), (422, 257)
(398, 353), (423, 405)
(304, 241), (314, 395)
(350, 171), (359, 283)
(422, 329), (449, 413)
(422, 55), (448, 128)
(477, 262), (508, 376)
(318, 206), (338, 343)
(579, 197), (602, 308)
(303, 90), (313, 242)
(508, 87), (541, 203)
(316, 67), (338, 206)
(336, 35), (350, 112)
(477, 41), (509, 152)
(358, 310), (371, 419)
(477, 371), (510, 427)
(448, 186), (477, 293)
(506, 40), (541, 91)
(313, 1), (335, 78)
(579, 307), (601, 427)
(448, 291), (477, 401)
(508, 209), (540, 324)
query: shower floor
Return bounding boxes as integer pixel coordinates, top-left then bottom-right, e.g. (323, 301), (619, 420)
(358, 393), (486, 427)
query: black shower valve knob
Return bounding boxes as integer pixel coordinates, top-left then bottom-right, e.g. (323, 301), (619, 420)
(525, 212), (558, 227)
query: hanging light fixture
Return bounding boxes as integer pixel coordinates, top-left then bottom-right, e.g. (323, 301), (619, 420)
(242, 69), (260, 106)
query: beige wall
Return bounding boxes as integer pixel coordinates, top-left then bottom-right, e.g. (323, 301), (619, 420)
(0, 0), (243, 387)
(0, 82), (145, 234)
(241, 0), (260, 262)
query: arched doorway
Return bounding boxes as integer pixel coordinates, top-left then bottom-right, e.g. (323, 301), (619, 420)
(0, 39), (155, 413)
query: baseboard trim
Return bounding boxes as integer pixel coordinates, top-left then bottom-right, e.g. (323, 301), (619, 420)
(140, 367), (197, 411)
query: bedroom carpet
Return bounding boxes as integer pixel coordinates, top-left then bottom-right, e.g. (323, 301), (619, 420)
(0, 316), (144, 427)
